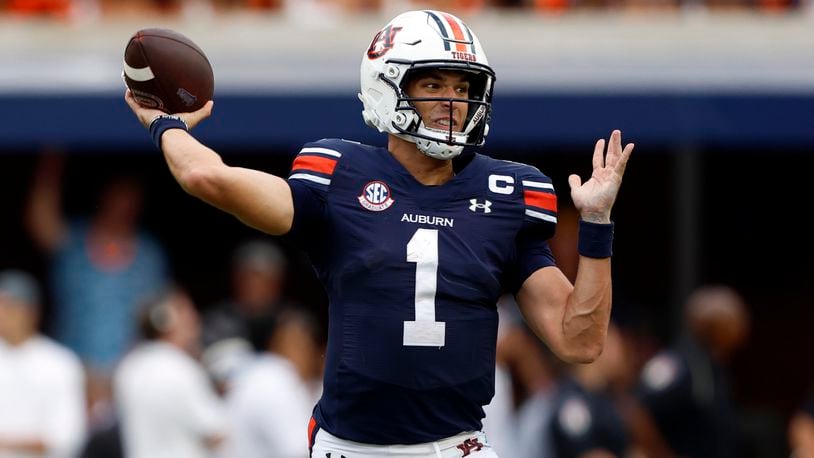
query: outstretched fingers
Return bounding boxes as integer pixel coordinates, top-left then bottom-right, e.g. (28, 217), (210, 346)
(615, 142), (634, 176)
(603, 130), (634, 175)
(593, 138), (606, 170)
(604, 130), (623, 164)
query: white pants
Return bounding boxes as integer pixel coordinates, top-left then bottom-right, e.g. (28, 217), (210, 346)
(311, 429), (499, 458)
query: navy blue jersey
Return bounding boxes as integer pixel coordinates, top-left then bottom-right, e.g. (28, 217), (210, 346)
(286, 139), (558, 445)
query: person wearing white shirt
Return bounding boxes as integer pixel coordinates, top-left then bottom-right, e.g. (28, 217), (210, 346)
(114, 286), (226, 458)
(220, 308), (322, 458)
(0, 269), (87, 458)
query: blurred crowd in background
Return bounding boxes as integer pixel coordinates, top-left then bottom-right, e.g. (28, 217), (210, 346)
(1, 153), (813, 458)
(0, 0), (809, 24)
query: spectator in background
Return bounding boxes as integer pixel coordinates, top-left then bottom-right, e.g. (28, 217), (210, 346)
(218, 306), (322, 458)
(496, 314), (558, 458)
(4, 0), (72, 18)
(0, 269), (87, 458)
(201, 336), (254, 397)
(628, 285), (750, 458)
(547, 322), (630, 458)
(25, 153), (170, 423)
(114, 286), (226, 458)
(79, 420), (123, 458)
(201, 238), (288, 349)
(481, 295), (524, 457)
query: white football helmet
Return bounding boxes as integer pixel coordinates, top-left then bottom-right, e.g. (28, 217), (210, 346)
(359, 10), (496, 160)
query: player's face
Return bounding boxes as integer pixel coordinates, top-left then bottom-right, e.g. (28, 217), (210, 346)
(405, 70), (470, 133)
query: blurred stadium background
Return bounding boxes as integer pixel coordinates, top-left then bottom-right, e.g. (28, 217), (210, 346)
(0, 0), (813, 456)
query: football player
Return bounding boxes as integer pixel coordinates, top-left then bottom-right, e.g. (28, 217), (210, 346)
(125, 9), (633, 458)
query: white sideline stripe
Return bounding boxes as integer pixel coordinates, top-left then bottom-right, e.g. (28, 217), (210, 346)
(525, 209), (557, 223)
(522, 180), (554, 190)
(290, 173), (331, 185)
(300, 147), (342, 158)
(122, 61), (155, 82)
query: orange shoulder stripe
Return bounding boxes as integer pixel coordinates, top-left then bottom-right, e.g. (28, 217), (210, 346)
(524, 189), (557, 212)
(291, 155), (337, 175)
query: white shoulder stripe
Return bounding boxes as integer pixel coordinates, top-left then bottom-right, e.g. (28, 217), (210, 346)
(290, 173), (331, 185)
(300, 147), (342, 158)
(525, 209), (557, 223)
(522, 180), (554, 190)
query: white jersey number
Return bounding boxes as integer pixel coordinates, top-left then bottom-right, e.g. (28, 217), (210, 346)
(403, 228), (446, 347)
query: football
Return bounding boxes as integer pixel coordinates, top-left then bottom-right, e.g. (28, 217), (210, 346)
(123, 28), (214, 114)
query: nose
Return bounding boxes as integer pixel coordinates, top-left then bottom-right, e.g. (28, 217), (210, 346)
(440, 86), (465, 109)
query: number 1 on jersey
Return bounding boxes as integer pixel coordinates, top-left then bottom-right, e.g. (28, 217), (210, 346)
(403, 228), (446, 347)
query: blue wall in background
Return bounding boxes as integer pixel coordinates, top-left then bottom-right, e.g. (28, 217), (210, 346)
(2, 92), (811, 152)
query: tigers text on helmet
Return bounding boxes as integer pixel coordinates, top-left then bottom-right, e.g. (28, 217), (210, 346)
(359, 10), (496, 160)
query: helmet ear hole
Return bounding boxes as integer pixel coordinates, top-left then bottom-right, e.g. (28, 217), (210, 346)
(385, 66), (400, 79)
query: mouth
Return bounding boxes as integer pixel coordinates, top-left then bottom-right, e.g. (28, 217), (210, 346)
(430, 117), (457, 130)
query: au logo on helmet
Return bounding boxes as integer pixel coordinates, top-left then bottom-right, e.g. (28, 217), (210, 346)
(366, 25), (403, 60)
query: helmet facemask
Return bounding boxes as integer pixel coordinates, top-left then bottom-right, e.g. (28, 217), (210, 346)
(388, 61), (494, 160)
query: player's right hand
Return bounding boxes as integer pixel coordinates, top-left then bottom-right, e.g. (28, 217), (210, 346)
(124, 89), (213, 130)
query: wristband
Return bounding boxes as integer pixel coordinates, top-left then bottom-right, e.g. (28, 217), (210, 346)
(149, 114), (188, 151)
(578, 219), (614, 258)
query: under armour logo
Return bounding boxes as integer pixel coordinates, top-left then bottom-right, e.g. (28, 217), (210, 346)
(469, 199), (492, 213)
(457, 437), (485, 456)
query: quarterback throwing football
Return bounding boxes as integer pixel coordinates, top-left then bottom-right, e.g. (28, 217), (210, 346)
(125, 9), (633, 458)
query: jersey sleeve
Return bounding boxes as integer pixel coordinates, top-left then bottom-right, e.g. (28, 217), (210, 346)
(285, 139), (344, 243)
(508, 166), (559, 292)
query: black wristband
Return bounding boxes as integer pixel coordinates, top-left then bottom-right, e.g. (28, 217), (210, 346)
(149, 114), (188, 151)
(578, 219), (614, 258)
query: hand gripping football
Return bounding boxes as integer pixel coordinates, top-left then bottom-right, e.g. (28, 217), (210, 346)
(123, 28), (214, 114)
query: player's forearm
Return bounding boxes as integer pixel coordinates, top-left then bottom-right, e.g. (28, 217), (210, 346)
(561, 257), (612, 363)
(161, 129), (294, 235)
(160, 129), (225, 193)
(516, 267), (606, 364)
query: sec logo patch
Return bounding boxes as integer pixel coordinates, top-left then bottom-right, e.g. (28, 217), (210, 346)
(358, 181), (394, 211)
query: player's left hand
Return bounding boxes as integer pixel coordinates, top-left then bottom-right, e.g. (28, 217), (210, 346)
(568, 130), (634, 223)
